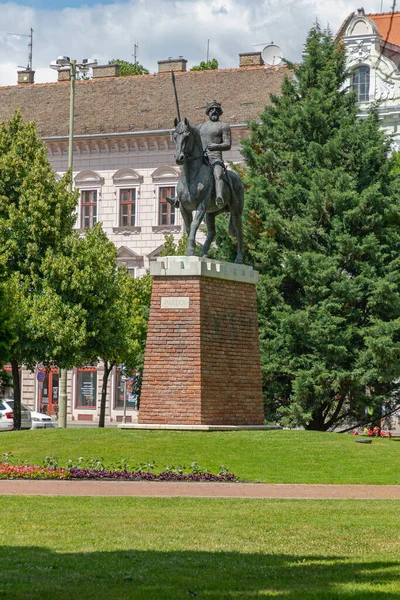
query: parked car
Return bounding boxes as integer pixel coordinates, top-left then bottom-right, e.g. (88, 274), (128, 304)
(0, 400), (14, 431)
(30, 411), (57, 430)
(2, 400), (32, 430)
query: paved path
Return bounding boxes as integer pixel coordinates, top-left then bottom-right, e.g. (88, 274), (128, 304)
(1, 480), (400, 499)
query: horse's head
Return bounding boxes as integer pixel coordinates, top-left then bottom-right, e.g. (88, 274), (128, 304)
(173, 117), (193, 165)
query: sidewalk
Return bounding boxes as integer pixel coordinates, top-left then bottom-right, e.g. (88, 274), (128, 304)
(1, 480), (400, 498)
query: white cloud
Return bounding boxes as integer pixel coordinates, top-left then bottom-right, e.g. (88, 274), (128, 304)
(0, 0), (385, 86)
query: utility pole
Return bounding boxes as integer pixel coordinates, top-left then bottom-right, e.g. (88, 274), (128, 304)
(50, 56), (97, 428)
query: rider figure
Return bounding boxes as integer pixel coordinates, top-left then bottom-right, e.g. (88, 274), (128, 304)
(198, 101), (232, 208)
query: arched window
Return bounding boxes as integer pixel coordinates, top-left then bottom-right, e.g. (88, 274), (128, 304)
(351, 66), (370, 102)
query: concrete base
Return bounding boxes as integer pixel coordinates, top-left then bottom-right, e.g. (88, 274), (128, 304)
(119, 424), (281, 431)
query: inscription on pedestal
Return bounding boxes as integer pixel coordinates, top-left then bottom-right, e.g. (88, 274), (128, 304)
(161, 296), (190, 309)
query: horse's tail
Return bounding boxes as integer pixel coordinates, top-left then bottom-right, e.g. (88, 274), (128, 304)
(229, 213), (236, 236)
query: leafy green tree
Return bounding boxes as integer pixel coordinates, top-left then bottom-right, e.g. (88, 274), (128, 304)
(160, 233), (188, 256)
(0, 111), (77, 428)
(191, 58), (218, 71)
(109, 59), (149, 76)
(240, 24), (400, 430)
(42, 225), (152, 427)
(0, 259), (13, 394)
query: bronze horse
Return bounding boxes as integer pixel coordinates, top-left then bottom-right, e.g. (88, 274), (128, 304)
(170, 118), (244, 264)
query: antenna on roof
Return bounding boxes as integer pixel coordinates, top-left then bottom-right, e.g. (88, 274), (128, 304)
(206, 39), (210, 63)
(253, 42), (284, 65)
(8, 27), (34, 70)
(132, 40), (138, 65)
(261, 44), (283, 66)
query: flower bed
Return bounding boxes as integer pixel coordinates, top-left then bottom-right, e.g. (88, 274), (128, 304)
(352, 427), (393, 438)
(0, 463), (70, 480)
(0, 456), (236, 482)
(69, 468), (235, 482)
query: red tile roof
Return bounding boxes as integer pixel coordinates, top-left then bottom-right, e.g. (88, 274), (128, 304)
(0, 66), (290, 138)
(368, 12), (400, 46)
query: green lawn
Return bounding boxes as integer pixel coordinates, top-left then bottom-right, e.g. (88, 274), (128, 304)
(0, 428), (399, 484)
(0, 496), (399, 599)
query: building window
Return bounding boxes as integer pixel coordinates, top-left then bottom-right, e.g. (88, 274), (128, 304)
(0, 366), (21, 400)
(81, 190), (98, 229)
(76, 368), (97, 408)
(114, 370), (138, 410)
(119, 188), (136, 227)
(351, 66), (370, 102)
(158, 186), (176, 225)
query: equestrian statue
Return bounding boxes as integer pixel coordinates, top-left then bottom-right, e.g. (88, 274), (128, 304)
(167, 80), (244, 264)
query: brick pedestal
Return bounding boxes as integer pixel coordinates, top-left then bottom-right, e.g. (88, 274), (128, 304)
(138, 257), (264, 425)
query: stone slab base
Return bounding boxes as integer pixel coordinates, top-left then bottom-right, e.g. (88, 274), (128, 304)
(119, 424), (281, 431)
(138, 257), (264, 426)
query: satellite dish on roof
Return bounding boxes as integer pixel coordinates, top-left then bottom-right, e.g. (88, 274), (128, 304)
(261, 44), (284, 66)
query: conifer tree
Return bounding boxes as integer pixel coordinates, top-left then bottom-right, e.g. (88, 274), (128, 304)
(241, 25), (400, 430)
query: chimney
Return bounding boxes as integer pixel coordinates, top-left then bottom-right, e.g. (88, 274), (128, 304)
(158, 57), (187, 74)
(57, 67), (71, 82)
(17, 69), (35, 84)
(239, 52), (263, 68)
(92, 64), (120, 78)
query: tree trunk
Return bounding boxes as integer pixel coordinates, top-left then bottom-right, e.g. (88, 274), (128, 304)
(10, 359), (21, 430)
(306, 397), (346, 431)
(306, 404), (328, 431)
(98, 360), (113, 428)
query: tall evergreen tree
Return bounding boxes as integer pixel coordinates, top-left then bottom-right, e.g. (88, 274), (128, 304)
(240, 25), (400, 430)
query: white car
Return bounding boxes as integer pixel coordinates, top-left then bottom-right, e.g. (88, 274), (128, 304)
(0, 400), (32, 430)
(30, 411), (57, 430)
(0, 399), (14, 431)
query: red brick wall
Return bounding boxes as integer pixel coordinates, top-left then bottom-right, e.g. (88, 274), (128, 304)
(200, 278), (263, 424)
(138, 275), (264, 425)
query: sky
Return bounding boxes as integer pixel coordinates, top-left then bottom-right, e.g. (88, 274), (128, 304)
(0, 0), (392, 87)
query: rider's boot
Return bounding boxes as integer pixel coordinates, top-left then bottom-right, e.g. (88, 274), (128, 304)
(166, 196), (179, 209)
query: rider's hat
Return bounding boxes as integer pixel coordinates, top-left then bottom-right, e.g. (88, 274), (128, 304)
(205, 101), (223, 116)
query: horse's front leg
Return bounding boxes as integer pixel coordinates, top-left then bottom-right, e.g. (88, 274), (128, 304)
(180, 206), (192, 237)
(187, 202), (206, 256)
(201, 213), (216, 257)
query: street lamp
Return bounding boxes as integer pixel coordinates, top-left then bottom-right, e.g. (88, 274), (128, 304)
(50, 56), (97, 190)
(49, 56), (97, 427)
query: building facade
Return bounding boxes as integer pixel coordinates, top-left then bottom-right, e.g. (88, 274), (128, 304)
(339, 9), (400, 147)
